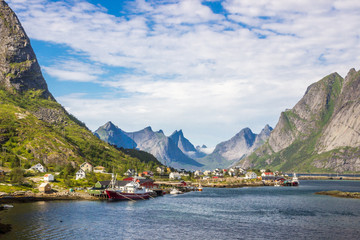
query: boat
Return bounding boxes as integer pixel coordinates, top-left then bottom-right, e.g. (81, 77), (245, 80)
(274, 181), (281, 187)
(198, 182), (203, 192)
(283, 173), (299, 186)
(105, 175), (151, 201)
(170, 188), (183, 195)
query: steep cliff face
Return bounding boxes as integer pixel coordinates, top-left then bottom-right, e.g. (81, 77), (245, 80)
(317, 69), (360, 153)
(239, 68), (360, 173)
(268, 73), (343, 152)
(0, 1), (155, 172)
(0, 0), (52, 99)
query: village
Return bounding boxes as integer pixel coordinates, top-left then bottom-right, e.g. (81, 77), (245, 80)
(0, 161), (297, 202)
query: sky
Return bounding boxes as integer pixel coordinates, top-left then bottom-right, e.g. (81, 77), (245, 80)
(6, 0), (360, 148)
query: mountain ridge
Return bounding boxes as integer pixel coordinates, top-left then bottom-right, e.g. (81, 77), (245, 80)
(238, 68), (360, 173)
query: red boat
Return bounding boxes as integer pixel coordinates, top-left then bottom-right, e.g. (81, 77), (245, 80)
(105, 177), (151, 201)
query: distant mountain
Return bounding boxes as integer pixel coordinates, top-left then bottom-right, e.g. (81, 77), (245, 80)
(238, 68), (360, 173)
(169, 130), (207, 158)
(94, 121), (136, 149)
(197, 125), (272, 169)
(95, 122), (204, 170)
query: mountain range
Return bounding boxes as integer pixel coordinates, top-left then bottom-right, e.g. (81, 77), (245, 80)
(95, 122), (272, 170)
(238, 68), (360, 173)
(0, 0), (161, 173)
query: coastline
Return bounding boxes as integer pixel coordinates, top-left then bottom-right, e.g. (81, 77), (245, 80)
(316, 190), (360, 199)
(0, 192), (98, 204)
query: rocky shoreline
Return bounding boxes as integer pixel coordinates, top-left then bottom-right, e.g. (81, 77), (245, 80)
(316, 190), (360, 199)
(0, 191), (98, 204)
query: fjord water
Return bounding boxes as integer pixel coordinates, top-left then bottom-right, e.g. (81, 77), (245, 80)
(1, 181), (360, 239)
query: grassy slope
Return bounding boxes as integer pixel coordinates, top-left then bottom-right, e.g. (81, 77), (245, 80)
(0, 88), (161, 173)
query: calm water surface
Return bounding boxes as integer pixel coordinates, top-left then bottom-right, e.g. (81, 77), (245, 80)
(1, 180), (360, 239)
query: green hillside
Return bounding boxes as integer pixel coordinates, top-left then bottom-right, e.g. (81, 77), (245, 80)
(0, 88), (161, 173)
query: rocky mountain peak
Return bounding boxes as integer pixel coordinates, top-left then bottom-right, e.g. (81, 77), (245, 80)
(104, 121), (117, 130)
(344, 68), (357, 83)
(0, 0), (53, 99)
(143, 126), (153, 132)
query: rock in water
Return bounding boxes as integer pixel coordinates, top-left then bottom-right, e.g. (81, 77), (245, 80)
(0, 0), (53, 99)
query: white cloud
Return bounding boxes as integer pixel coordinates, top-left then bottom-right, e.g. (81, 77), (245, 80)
(42, 60), (104, 82)
(6, 0), (360, 146)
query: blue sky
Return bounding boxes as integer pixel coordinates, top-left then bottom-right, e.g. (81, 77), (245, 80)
(7, 0), (360, 148)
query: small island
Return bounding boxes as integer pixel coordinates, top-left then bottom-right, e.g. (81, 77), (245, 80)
(316, 190), (360, 199)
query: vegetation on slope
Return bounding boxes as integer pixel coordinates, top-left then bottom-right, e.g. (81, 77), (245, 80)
(0, 88), (162, 174)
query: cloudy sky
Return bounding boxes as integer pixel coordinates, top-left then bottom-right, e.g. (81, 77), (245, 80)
(7, 0), (360, 147)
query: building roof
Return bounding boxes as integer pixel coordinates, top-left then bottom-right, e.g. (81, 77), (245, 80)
(39, 183), (50, 187)
(44, 174), (53, 177)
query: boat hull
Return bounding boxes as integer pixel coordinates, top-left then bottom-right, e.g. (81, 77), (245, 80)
(106, 190), (150, 200)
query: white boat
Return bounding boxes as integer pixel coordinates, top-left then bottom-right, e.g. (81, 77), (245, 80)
(170, 188), (182, 195)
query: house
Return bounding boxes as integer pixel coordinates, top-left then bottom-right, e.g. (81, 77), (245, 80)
(169, 172), (181, 180)
(261, 172), (275, 181)
(141, 171), (154, 177)
(124, 169), (137, 177)
(203, 170), (212, 176)
(80, 162), (93, 172)
(93, 166), (106, 173)
(260, 169), (266, 173)
(245, 171), (258, 179)
(76, 169), (86, 180)
(39, 183), (51, 193)
(235, 166), (246, 174)
(30, 163), (47, 173)
(261, 172), (274, 177)
(44, 174), (54, 182)
(228, 168), (236, 176)
(194, 170), (203, 177)
(156, 167), (165, 174)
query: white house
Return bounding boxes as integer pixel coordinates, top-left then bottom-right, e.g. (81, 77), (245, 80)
(169, 172), (181, 180)
(245, 171), (258, 179)
(30, 163), (47, 173)
(260, 169), (266, 173)
(124, 169), (136, 177)
(80, 162), (93, 172)
(194, 170), (203, 177)
(156, 167), (165, 174)
(76, 169), (86, 180)
(203, 170), (212, 176)
(44, 174), (54, 182)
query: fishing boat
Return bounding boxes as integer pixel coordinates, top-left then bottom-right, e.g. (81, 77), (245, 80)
(105, 175), (151, 200)
(283, 173), (299, 186)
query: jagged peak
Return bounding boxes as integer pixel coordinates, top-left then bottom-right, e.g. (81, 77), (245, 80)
(344, 68), (357, 83)
(0, 0), (53, 99)
(143, 126), (153, 131)
(261, 124), (273, 133)
(104, 121), (115, 128)
(170, 129), (184, 138)
(157, 129), (164, 134)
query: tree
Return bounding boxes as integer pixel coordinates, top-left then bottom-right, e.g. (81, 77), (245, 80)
(10, 167), (24, 184)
